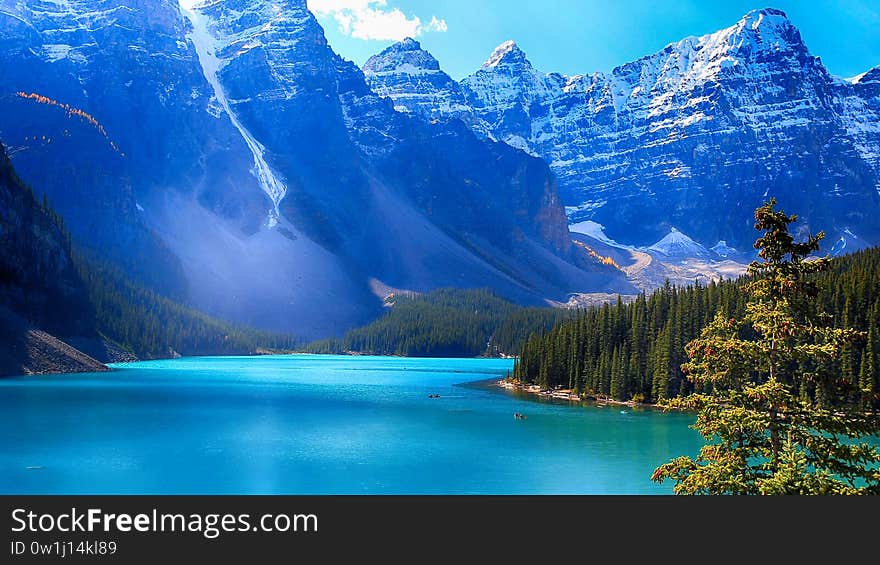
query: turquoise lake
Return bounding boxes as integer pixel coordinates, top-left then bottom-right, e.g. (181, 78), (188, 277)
(0, 355), (701, 494)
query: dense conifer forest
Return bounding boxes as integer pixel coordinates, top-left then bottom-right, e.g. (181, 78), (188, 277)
(0, 150), (91, 336)
(304, 289), (567, 357)
(75, 252), (298, 359)
(513, 247), (880, 405)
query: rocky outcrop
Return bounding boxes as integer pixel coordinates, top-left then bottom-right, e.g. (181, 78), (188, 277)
(0, 307), (109, 376)
(363, 38), (491, 137)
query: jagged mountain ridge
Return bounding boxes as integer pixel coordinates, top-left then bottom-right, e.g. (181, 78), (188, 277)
(364, 8), (880, 251)
(362, 37), (491, 137)
(0, 0), (627, 338)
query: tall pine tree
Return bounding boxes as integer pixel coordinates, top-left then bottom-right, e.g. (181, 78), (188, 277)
(652, 200), (880, 494)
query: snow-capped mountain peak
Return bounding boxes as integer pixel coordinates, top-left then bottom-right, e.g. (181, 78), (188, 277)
(669, 8), (801, 61)
(366, 7), (880, 251)
(0, 0), (605, 338)
(738, 7), (792, 33)
(608, 7), (808, 109)
(483, 40), (529, 69)
(722, 7), (807, 56)
(851, 66), (880, 85)
(364, 36), (492, 135)
(364, 37), (441, 75)
(710, 241), (738, 259)
(647, 228), (711, 258)
(398, 36), (421, 49)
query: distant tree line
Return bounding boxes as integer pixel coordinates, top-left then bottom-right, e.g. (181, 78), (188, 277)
(74, 251), (300, 359)
(513, 247), (880, 406)
(304, 288), (567, 357)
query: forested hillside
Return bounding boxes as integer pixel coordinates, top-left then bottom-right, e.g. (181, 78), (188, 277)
(0, 142), (296, 375)
(74, 252), (298, 360)
(0, 144), (93, 338)
(304, 289), (567, 357)
(0, 142), (107, 374)
(513, 248), (880, 404)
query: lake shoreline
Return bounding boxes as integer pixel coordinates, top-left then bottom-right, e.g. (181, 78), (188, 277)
(291, 349), (516, 359)
(495, 379), (652, 409)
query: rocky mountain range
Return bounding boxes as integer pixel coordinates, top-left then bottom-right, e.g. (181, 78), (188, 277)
(0, 0), (626, 338)
(1, 2), (877, 341)
(364, 8), (880, 253)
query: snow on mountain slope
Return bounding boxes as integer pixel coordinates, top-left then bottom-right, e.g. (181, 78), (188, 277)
(0, 0), (273, 298)
(840, 66), (880, 185)
(179, 0), (286, 227)
(568, 220), (631, 249)
(710, 240), (738, 258)
(1, 0), (631, 336)
(828, 228), (872, 257)
(368, 8), (880, 254)
(363, 38), (490, 137)
(647, 228), (710, 258)
(572, 229), (747, 293)
(460, 40), (563, 155)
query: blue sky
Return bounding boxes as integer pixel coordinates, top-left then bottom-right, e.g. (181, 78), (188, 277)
(307, 0), (880, 80)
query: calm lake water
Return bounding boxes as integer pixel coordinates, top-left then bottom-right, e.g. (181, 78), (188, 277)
(0, 355), (701, 494)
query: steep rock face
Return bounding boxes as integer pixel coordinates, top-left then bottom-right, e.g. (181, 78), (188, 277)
(460, 40), (566, 155)
(0, 0), (268, 296)
(841, 66), (880, 179)
(363, 38), (490, 137)
(370, 9), (880, 250)
(0, 0), (624, 337)
(186, 0), (613, 305)
(197, 0), (573, 254)
(0, 0), (266, 217)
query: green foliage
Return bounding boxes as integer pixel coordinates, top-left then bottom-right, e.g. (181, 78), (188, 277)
(652, 199), (880, 494)
(304, 288), (566, 357)
(514, 247), (880, 410)
(73, 251), (298, 358)
(514, 282), (746, 398)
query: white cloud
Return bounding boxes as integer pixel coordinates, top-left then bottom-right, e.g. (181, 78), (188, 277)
(425, 15), (447, 33)
(308, 0), (448, 41)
